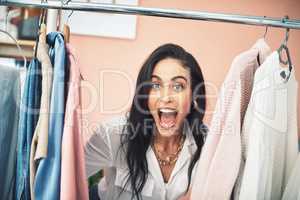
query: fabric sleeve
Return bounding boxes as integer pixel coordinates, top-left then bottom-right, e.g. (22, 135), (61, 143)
(84, 115), (127, 177)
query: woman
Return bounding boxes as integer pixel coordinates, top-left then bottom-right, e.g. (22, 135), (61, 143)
(85, 43), (207, 200)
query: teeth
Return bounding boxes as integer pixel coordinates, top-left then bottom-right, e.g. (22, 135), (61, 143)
(159, 108), (177, 113)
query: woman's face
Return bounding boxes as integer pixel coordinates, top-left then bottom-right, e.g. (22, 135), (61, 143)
(148, 58), (192, 137)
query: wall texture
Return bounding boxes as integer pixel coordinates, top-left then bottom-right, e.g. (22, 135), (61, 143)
(70, 0), (300, 138)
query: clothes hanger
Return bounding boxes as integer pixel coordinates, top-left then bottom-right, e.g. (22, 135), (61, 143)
(58, 0), (71, 43)
(256, 16), (268, 66)
(64, 10), (74, 43)
(0, 29), (27, 68)
(33, 0), (47, 58)
(0, 9), (27, 68)
(278, 28), (291, 66)
(263, 25), (268, 39)
(277, 16), (292, 79)
(62, 0), (73, 43)
(261, 16), (269, 40)
(61, 0), (85, 80)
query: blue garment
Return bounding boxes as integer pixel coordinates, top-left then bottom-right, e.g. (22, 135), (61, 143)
(16, 59), (42, 200)
(89, 185), (101, 200)
(34, 32), (66, 200)
(0, 65), (20, 200)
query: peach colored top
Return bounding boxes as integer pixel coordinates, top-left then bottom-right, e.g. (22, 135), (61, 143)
(60, 44), (89, 200)
(191, 39), (271, 200)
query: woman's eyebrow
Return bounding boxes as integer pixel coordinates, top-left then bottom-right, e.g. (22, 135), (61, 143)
(151, 75), (188, 82)
(171, 76), (188, 82)
(151, 75), (161, 80)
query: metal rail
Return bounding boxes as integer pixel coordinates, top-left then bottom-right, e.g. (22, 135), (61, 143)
(0, 0), (300, 29)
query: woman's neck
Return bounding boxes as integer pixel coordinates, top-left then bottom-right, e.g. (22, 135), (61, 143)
(153, 129), (183, 154)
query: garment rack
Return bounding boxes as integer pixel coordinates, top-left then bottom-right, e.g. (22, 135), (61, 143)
(0, 0), (300, 30)
(0, 0), (300, 29)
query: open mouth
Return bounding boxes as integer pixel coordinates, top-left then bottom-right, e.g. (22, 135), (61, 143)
(158, 108), (178, 129)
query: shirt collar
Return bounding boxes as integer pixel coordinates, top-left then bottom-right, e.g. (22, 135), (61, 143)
(146, 122), (199, 185)
(251, 38), (271, 65)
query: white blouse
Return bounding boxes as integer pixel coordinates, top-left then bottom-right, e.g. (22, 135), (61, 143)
(85, 115), (199, 200)
(237, 51), (298, 200)
(282, 153), (300, 200)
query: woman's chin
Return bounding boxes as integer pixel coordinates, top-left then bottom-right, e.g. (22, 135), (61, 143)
(156, 123), (180, 137)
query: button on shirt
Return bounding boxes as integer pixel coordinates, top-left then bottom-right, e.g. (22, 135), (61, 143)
(85, 115), (199, 200)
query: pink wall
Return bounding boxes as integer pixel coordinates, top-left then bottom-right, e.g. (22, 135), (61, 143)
(70, 0), (300, 138)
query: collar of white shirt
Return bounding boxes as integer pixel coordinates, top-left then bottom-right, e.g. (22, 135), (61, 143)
(146, 126), (197, 186)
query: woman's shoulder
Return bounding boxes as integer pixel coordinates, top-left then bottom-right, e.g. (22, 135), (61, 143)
(88, 114), (129, 168)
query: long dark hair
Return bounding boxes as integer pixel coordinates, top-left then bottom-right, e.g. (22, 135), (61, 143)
(120, 43), (206, 199)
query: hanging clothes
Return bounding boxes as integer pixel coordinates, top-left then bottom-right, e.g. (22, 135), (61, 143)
(20, 67), (27, 99)
(60, 44), (88, 200)
(237, 52), (298, 200)
(29, 24), (53, 200)
(282, 153), (300, 200)
(233, 39), (271, 197)
(0, 65), (20, 200)
(33, 32), (66, 200)
(191, 38), (270, 200)
(15, 58), (42, 200)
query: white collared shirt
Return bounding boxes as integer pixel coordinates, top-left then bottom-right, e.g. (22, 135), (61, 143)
(85, 115), (199, 200)
(237, 52), (298, 200)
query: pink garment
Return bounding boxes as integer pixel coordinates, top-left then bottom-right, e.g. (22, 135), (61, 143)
(60, 44), (89, 200)
(191, 39), (271, 200)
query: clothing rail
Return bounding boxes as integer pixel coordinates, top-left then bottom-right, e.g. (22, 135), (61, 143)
(1, 0), (300, 30)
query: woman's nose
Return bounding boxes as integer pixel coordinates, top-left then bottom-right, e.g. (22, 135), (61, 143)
(160, 85), (173, 103)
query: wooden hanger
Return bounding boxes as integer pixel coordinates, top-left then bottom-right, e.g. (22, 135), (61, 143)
(61, 0), (72, 43)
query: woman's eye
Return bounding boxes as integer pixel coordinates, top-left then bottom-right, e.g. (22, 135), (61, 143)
(173, 83), (184, 92)
(151, 82), (160, 90)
